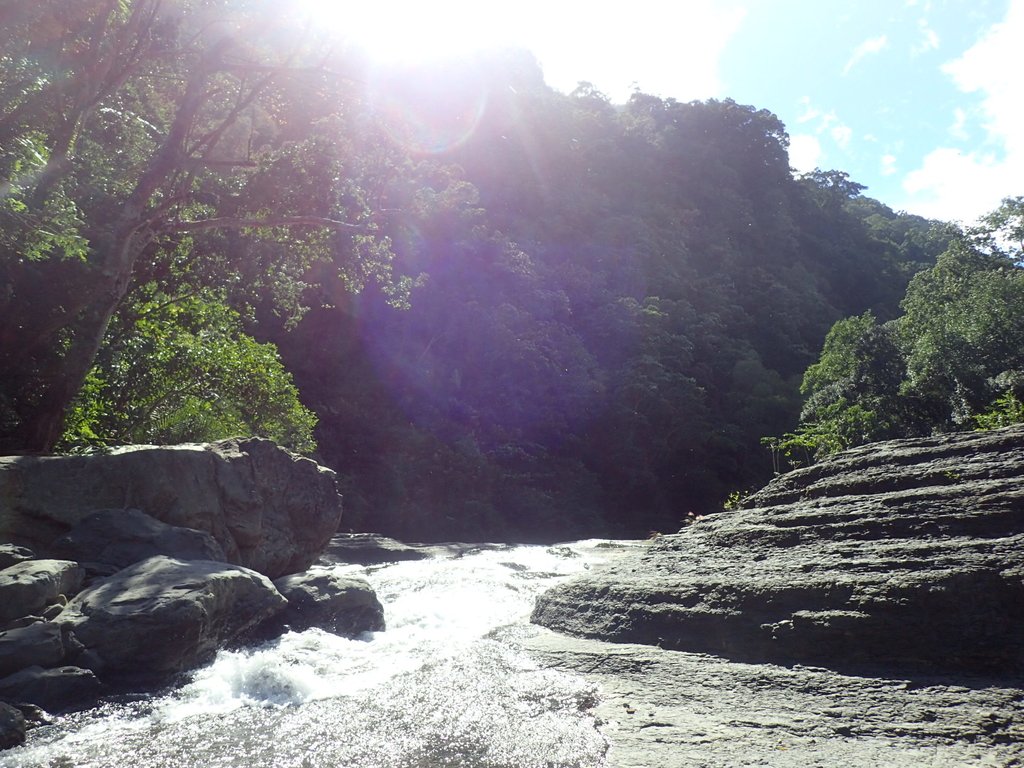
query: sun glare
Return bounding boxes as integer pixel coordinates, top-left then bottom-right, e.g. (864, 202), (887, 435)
(298, 0), (511, 64)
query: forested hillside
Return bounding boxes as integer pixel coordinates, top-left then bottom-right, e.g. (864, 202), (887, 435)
(1, 2), (955, 540)
(265, 54), (951, 539)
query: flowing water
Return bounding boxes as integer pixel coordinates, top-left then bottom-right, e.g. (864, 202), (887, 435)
(3, 541), (633, 768)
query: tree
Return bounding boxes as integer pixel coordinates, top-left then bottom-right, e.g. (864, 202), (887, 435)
(899, 238), (1024, 427)
(61, 290), (317, 452)
(0, 0), (387, 453)
(779, 198), (1024, 463)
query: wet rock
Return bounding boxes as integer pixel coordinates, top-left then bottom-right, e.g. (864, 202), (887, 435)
(58, 555), (286, 684)
(533, 426), (1024, 675)
(0, 666), (103, 713)
(0, 559), (83, 624)
(50, 508), (226, 570)
(317, 533), (428, 566)
(0, 701), (25, 750)
(0, 438), (342, 579)
(268, 569), (385, 636)
(0, 621), (64, 677)
(0, 544), (34, 570)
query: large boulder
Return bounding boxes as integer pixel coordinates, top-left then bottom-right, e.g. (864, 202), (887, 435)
(0, 560), (83, 624)
(0, 438), (342, 578)
(57, 556), (287, 684)
(50, 508), (226, 571)
(268, 569), (385, 636)
(532, 426), (1024, 675)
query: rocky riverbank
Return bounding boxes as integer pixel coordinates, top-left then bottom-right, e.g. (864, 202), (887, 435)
(531, 425), (1024, 765)
(0, 439), (384, 749)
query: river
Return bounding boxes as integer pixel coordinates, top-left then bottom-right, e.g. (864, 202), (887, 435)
(3, 540), (635, 768)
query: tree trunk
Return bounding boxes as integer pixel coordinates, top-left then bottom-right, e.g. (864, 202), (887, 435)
(8, 230), (140, 453)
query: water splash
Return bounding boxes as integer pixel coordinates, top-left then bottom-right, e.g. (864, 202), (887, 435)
(5, 541), (633, 767)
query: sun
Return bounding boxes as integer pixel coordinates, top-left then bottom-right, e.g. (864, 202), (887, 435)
(296, 0), (513, 65)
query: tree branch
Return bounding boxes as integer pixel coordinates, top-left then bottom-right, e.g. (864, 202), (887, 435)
(167, 216), (370, 233)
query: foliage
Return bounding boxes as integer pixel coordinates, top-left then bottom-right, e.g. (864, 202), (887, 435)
(0, 0), (396, 452)
(61, 292), (317, 452)
(779, 197), (1024, 467)
(2, 14), (957, 539)
(973, 392), (1024, 431)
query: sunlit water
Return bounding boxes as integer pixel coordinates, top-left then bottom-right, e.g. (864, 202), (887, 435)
(3, 541), (633, 768)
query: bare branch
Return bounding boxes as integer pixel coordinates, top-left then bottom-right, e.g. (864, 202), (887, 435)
(183, 158), (259, 169)
(167, 216), (370, 233)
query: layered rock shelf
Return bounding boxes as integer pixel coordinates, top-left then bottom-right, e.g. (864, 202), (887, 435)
(533, 426), (1024, 675)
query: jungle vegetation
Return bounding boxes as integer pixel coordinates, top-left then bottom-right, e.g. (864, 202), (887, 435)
(6, 0), (1008, 541)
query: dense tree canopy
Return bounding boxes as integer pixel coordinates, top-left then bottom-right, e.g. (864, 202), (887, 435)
(784, 197), (1024, 463)
(2, 4), (961, 539)
(0, 0), (398, 452)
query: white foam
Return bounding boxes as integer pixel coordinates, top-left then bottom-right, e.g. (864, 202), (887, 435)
(145, 541), (620, 720)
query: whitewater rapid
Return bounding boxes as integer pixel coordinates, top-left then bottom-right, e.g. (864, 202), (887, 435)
(3, 540), (633, 768)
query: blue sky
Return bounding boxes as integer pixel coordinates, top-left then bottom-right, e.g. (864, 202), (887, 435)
(521, 0), (1021, 223)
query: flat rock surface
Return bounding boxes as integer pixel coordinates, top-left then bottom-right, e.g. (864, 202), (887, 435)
(523, 629), (1024, 768)
(317, 533), (429, 566)
(533, 426), (1024, 675)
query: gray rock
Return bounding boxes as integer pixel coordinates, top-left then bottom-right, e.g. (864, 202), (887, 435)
(317, 533), (428, 566)
(0, 544), (34, 570)
(57, 555), (286, 684)
(269, 569), (385, 635)
(0, 701), (25, 750)
(0, 621), (64, 677)
(532, 425), (1024, 675)
(0, 616), (43, 631)
(0, 560), (83, 624)
(0, 438), (342, 579)
(0, 666), (102, 714)
(523, 629), (1024, 768)
(50, 508), (226, 570)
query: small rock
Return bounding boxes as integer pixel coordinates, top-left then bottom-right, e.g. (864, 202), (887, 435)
(0, 666), (103, 713)
(0, 560), (84, 624)
(267, 569), (385, 636)
(0, 701), (25, 750)
(0, 622), (64, 677)
(0, 545), (34, 571)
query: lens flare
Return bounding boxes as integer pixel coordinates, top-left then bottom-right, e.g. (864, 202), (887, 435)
(369, 65), (489, 156)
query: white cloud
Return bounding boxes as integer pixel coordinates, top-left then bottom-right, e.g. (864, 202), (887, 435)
(789, 134), (823, 172)
(519, 1), (747, 102)
(902, 148), (1008, 221)
(913, 18), (940, 54)
(831, 124), (853, 149)
(843, 34), (888, 75)
(949, 107), (969, 141)
(795, 99), (853, 154)
(898, 0), (1024, 222)
(881, 154), (898, 176)
(796, 97), (822, 124)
